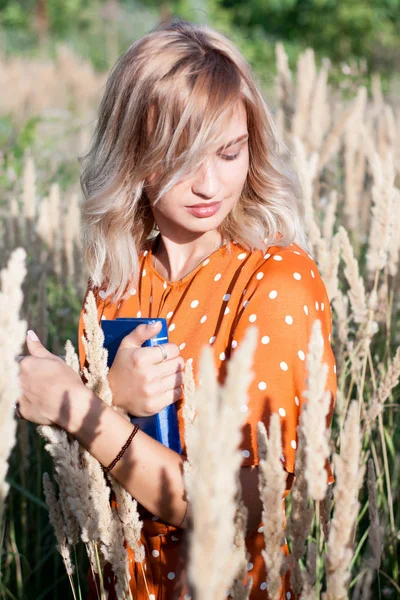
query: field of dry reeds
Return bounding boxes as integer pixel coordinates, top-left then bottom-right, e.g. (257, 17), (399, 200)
(0, 43), (399, 600)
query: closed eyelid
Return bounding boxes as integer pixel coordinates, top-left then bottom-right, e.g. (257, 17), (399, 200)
(218, 134), (249, 153)
(219, 141), (248, 156)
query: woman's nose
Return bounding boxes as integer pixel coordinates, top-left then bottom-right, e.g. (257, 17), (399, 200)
(191, 157), (221, 199)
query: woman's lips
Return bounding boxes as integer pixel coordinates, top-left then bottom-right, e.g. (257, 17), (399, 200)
(186, 202), (221, 218)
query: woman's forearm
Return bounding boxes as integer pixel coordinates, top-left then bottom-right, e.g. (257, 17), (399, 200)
(58, 384), (188, 528)
(58, 384), (294, 536)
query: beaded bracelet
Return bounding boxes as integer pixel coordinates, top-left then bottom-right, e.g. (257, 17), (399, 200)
(103, 424), (140, 475)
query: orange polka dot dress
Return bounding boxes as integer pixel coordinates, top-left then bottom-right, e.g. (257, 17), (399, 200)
(78, 234), (337, 600)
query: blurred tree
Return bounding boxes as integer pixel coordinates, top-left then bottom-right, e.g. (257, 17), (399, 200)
(33, 0), (49, 45)
(0, 0), (399, 81)
(216, 0), (400, 74)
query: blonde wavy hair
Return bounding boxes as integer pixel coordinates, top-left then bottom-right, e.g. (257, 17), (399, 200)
(79, 18), (310, 304)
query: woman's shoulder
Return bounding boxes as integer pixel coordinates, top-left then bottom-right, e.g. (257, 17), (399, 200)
(264, 240), (315, 263)
(246, 241), (329, 303)
(249, 241), (318, 277)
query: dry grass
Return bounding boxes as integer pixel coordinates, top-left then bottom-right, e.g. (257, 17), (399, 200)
(1, 41), (400, 600)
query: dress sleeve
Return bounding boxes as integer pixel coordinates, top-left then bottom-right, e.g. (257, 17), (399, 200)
(228, 248), (337, 484)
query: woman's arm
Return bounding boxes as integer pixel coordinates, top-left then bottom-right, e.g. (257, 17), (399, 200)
(58, 382), (293, 533)
(59, 383), (188, 529)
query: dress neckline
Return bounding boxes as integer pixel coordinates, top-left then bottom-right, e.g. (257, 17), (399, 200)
(145, 234), (231, 287)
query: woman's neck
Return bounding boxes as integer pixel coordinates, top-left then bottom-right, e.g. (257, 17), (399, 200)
(151, 231), (226, 282)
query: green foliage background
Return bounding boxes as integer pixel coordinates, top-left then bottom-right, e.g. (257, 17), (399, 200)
(1, 0), (400, 82)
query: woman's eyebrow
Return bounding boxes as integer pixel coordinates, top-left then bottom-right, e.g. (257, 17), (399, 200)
(218, 133), (249, 151)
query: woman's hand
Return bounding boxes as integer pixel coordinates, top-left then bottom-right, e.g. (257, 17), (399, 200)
(16, 330), (87, 426)
(107, 321), (185, 417)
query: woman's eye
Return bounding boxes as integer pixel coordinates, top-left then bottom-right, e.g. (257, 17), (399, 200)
(219, 151), (241, 161)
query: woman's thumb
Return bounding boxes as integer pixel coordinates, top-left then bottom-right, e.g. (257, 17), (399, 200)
(142, 320), (162, 337)
(141, 321), (162, 341)
(121, 321), (162, 348)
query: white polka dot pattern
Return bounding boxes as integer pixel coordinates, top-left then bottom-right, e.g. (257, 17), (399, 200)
(227, 249), (336, 482)
(78, 240), (336, 599)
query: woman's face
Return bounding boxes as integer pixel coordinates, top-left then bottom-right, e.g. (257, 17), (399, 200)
(147, 100), (249, 240)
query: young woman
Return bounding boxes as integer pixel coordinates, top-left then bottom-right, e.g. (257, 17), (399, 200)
(17, 17), (337, 600)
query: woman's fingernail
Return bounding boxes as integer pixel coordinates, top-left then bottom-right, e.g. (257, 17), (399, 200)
(27, 330), (39, 341)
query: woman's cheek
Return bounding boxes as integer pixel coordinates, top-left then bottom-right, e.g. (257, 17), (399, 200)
(228, 160), (249, 192)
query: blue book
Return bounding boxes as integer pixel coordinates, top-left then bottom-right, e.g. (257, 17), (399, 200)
(101, 317), (182, 454)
